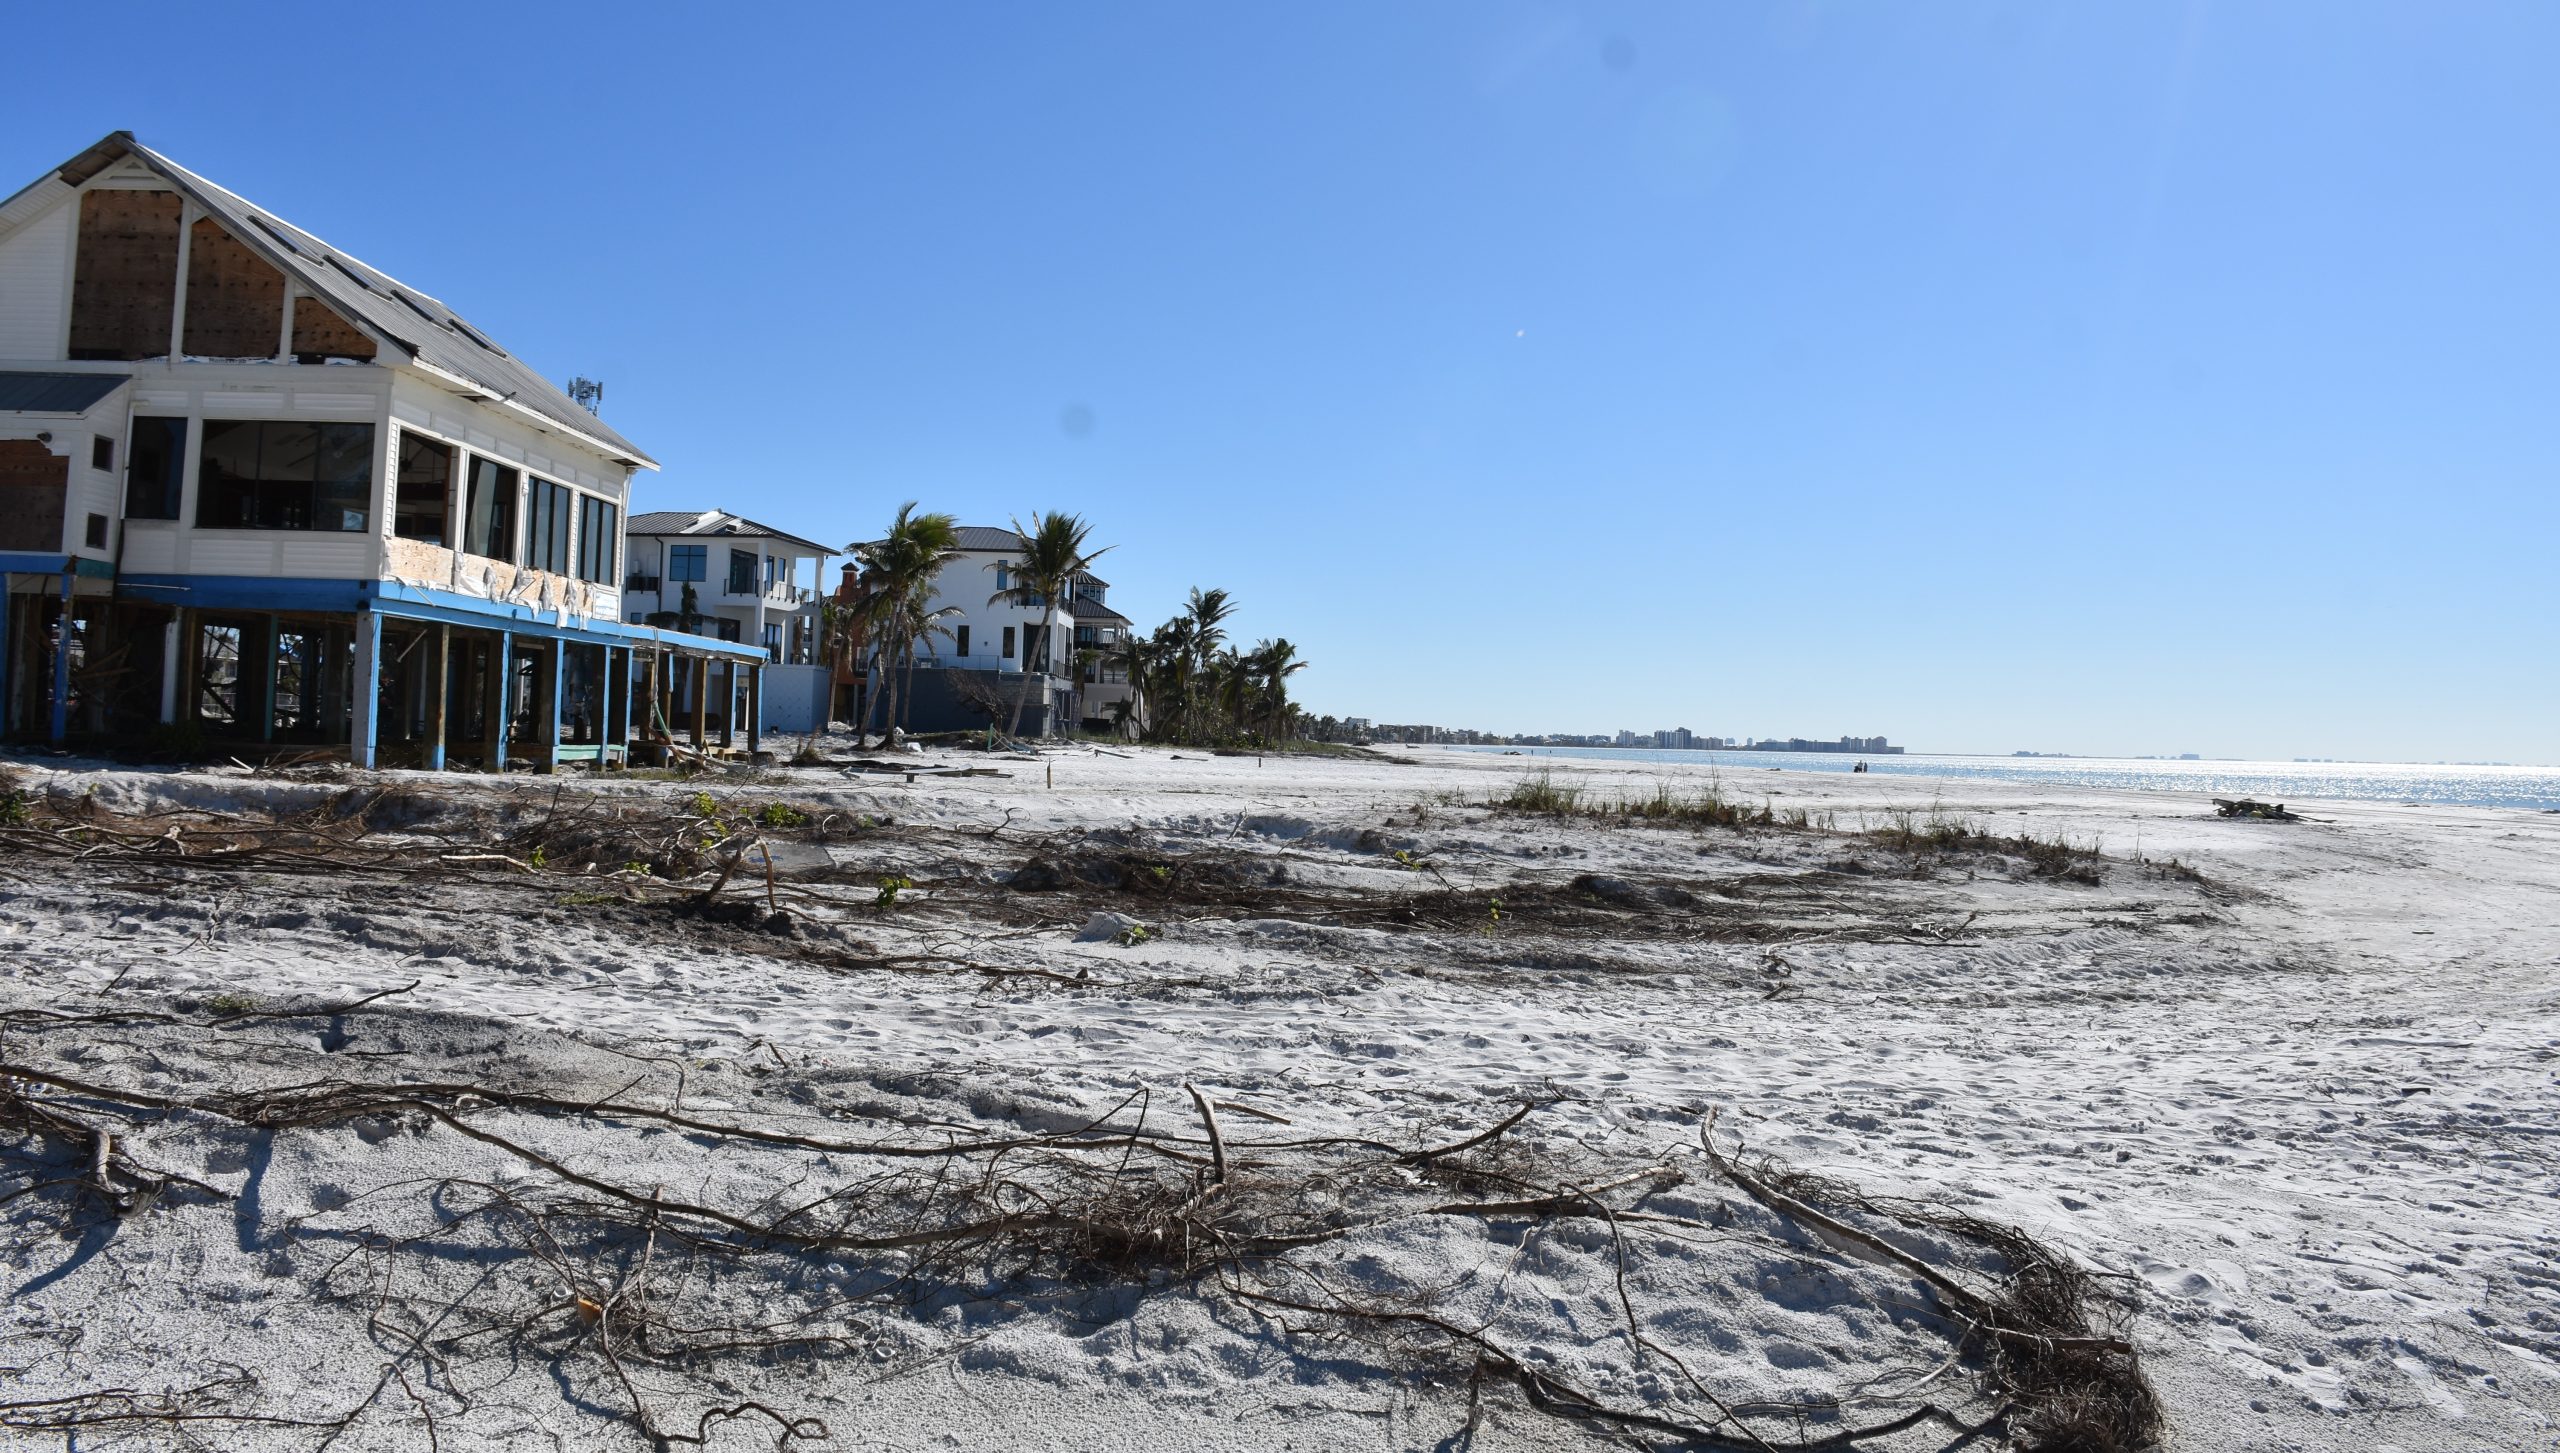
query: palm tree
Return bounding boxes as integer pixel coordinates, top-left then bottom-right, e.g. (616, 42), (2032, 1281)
(987, 513), (1110, 737)
(1157, 589), (1233, 740)
(1148, 617), (1195, 742)
(1105, 632), (1153, 739)
(1208, 647), (1251, 739)
(848, 503), (962, 742)
(1250, 638), (1309, 743)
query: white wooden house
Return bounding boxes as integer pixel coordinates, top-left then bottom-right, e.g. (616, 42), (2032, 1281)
(0, 131), (766, 765)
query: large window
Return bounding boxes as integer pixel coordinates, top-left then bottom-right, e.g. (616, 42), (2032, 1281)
(461, 454), (517, 561)
(727, 548), (757, 595)
(577, 498), (619, 585)
(196, 420), (374, 532)
(526, 477), (572, 575)
(124, 416), (187, 521)
(668, 543), (705, 581)
(394, 432), (454, 544)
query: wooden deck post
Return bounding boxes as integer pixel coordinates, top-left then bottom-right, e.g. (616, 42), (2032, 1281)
(47, 571), (74, 745)
(0, 591), (13, 737)
(491, 630), (513, 771)
(746, 663), (762, 757)
(159, 613), (182, 725)
(689, 655), (707, 749)
(544, 640), (564, 773)
(425, 624), (449, 770)
(257, 615), (280, 743)
(351, 609), (381, 769)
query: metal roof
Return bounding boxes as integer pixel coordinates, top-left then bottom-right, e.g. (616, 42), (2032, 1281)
(951, 526), (1028, 552)
(625, 508), (833, 556)
(0, 371), (128, 414)
(16, 133), (655, 469)
(1069, 595), (1131, 624)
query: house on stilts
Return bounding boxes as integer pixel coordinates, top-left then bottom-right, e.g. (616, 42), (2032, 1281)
(0, 131), (766, 767)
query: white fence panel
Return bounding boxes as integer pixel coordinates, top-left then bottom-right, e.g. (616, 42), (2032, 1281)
(759, 663), (832, 735)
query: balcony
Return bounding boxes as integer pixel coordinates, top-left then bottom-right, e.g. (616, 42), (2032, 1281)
(624, 574), (661, 594)
(718, 580), (815, 606)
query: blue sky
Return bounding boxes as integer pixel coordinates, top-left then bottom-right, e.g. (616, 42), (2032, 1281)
(8, 2), (2554, 761)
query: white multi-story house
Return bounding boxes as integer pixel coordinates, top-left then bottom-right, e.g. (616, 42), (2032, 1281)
(621, 510), (831, 665)
(0, 131), (765, 765)
(862, 525), (1077, 735)
(1067, 573), (1138, 733)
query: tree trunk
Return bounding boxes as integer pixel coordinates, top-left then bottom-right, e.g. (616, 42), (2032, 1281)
(1005, 616), (1041, 738)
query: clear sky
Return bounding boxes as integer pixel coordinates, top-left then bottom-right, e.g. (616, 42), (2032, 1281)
(7, 3), (2553, 761)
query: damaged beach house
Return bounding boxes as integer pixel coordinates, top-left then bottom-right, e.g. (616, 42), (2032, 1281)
(0, 131), (769, 767)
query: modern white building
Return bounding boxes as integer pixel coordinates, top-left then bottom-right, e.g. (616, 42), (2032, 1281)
(866, 525), (1077, 735)
(0, 130), (765, 764)
(621, 509), (830, 665)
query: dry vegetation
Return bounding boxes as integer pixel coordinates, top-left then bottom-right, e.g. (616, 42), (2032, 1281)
(0, 766), (2168, 1449)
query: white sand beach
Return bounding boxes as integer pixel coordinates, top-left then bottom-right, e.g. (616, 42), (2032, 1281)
(1, 744), (2552, 1451)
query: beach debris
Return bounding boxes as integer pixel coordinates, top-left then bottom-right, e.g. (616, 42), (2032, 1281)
(1075, 910), (1148, 942)
(2213, 798), (2299, 821)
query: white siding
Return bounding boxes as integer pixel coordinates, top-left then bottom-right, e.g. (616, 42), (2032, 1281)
(121, 524), (180, 573)
(189, 537), (281, 575)
(278, 536), (375, 577)
(0, 198), (70, 361)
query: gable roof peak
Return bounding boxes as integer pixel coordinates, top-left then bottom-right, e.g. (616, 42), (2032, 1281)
(9, 130), (656, 471)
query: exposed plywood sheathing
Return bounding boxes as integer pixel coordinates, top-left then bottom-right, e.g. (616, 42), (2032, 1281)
(0, 439), (68, 552)
(291, 294), (377, 362)
(68, 189), (182, 361)
(181, 217), (286, 359)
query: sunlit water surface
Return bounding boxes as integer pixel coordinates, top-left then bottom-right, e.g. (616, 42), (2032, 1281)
(1443, 747), (2560, 812)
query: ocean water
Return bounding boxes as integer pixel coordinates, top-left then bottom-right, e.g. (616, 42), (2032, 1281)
(1443, 746), (2560, 813)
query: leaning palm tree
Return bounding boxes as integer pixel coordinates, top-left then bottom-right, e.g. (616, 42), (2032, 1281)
(987, 513), (1110, 737)
(849, 503), (962, 741)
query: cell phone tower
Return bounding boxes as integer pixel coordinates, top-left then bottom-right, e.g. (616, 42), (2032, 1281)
(564, 377), (605, 416)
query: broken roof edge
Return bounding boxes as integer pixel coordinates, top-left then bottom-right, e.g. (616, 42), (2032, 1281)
(406, 357), (659, 473)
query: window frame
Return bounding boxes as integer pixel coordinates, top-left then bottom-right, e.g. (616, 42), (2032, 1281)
(667, 543), (706, 582)
(193, 419), (377, 533)
(576, 495), (619, 585)
(525, 476), (572, 575)
(392, 429), (456, 546)
(460, 453), (520, 562)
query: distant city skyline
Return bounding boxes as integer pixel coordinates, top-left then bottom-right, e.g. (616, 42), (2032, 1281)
(8, 3), (2551, 763)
